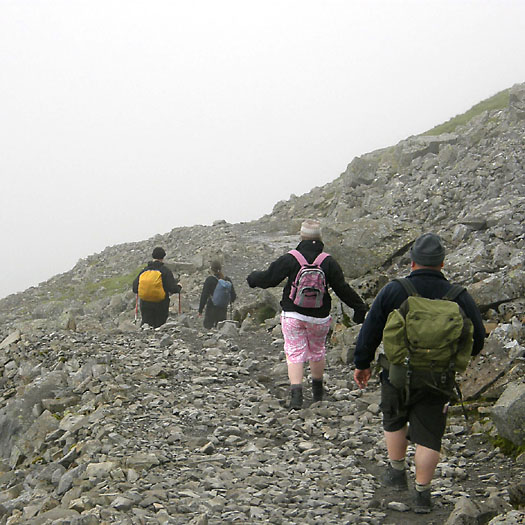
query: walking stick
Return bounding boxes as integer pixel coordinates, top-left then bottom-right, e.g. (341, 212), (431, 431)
(134, 294), (138, 324)
(178, 292), (182, 314)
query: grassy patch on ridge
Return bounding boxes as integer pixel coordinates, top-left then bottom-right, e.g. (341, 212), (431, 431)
(82, 266), (143, 299)
(422, 88), (510, 136)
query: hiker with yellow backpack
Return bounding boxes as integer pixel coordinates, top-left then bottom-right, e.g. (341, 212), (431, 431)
(353, 233), (486, 514)
(132, 247), (182, 328)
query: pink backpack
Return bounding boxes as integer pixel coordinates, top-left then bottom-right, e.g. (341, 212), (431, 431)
(288, 250), (330, 308)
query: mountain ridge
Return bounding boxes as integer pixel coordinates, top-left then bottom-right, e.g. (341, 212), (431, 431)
(0, 82), (523, 524)
(1, 82), (525, 331)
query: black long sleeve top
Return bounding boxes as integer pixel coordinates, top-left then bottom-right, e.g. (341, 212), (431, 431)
(247, 240), (368, 320)
(132, 261), (181, 299)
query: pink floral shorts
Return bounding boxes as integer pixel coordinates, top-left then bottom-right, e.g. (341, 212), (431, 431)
(281, 315), (332, 363)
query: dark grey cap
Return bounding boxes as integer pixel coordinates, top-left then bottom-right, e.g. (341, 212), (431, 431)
(152, 247), (166, 260)
(410, 233), (445, 266)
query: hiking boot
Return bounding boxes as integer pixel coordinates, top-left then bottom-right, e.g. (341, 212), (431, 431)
(289, 388), (303, 410)
(382, 464), (408, 491)
(413, 488), (432, 513)
(312, 379), (324, 402)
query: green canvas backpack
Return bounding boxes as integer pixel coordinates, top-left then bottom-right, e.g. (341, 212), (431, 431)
(382, 278), (474, 390)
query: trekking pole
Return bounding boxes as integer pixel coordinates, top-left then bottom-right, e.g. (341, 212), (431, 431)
(178, 292), (182, 314)
(134, 294), (138, 324)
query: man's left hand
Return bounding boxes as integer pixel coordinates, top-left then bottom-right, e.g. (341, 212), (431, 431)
(354, 368), (371, 389)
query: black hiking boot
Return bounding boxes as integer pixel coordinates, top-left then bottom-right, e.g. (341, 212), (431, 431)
(289, 387), (303, 410)
(382, 464), (408, 491)
(413, 488), (432, 513)
(312, 379), (324, 402)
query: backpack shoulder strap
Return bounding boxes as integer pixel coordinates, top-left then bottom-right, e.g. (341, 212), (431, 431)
(288, 250), (308, 266)
(140, 265), (154, 276)
(393, 277), (419, 297)
(442, 284), (466, 301)
(313, 252), (330, 266)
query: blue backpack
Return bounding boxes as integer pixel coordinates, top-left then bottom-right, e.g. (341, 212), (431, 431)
(211, 278), (232, 307)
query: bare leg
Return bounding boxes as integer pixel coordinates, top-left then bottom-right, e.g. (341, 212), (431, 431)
(309, 357), (325, 380)
(287, 361), (304, 385)
(385, 427), (409, 461)
(414, 445), (440, 485)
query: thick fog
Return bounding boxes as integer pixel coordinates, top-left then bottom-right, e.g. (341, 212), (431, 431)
(1, 0), (525, 298)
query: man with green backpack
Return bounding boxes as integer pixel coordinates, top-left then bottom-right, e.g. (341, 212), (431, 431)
(353, 233), (485, 513)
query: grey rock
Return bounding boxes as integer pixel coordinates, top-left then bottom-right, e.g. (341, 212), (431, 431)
(445, 496), (480, 524)
(0, 82), (524, 525)
(111, 495), (134, 510)
(387, 501), (410, 512)
(217, 320), (239, 337)
(488, 511), (525, 525)
(491, 382), (525, 445)
(0, 330), (21, 350)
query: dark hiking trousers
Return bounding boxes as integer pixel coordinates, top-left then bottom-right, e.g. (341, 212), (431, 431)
(203, 301), (227, 329)
(140, 298), (170, 328)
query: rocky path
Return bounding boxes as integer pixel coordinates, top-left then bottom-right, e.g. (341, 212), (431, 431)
(1, 83), (525, 524)
(0, 314), (523, 524)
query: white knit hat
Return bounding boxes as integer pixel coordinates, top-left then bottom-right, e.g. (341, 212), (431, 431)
(300, 219), (322, 240)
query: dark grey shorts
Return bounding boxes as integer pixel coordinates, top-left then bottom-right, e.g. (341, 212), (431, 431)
(379, 372), (450, 452)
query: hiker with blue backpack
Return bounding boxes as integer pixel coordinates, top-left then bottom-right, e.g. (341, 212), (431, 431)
(353, 233), (486, 513)
(247, 219), (368, 410)
(199, 260), (237, 329)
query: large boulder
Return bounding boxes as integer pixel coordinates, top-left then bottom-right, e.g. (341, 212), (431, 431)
(468, 271), (525, 310)
(0, 370), (68, 460)
(509, 82), (525, 121)
(491, 382), (525, 446)
(323, 221), (418, 279)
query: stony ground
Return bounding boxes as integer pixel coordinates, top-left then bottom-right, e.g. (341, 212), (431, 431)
(2, 83), (525, 525)
(168, 316), (523, 525)
(2, 308), (518, 525)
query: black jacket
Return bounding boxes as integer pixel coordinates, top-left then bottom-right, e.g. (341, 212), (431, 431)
(132, 261), (181, 301)
(198, 275), (237, 314)
(354, 269), (486, 370)
(246, 240), (367, 320)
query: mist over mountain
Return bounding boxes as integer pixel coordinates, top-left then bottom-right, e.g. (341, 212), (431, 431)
(0, 83), (523, 524)
(2, 83), (524, 329)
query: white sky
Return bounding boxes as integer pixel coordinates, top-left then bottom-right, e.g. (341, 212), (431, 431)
(1, 0), (525, 299)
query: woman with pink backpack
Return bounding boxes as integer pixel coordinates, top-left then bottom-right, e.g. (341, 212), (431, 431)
(247, 219), (368, 409)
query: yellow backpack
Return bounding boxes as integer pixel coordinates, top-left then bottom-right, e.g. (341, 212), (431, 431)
(138, 270), (166, 302)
